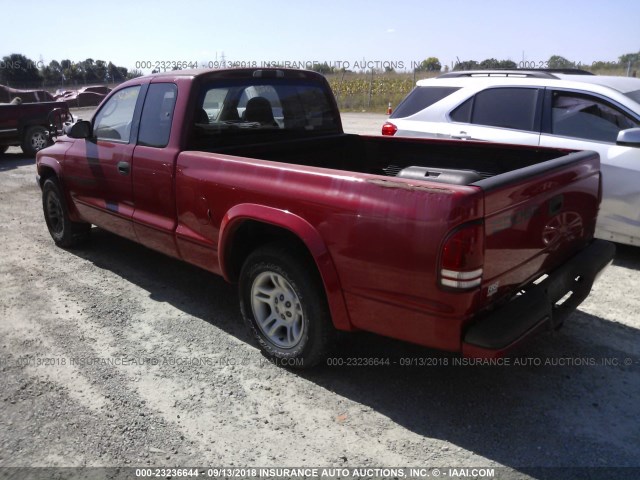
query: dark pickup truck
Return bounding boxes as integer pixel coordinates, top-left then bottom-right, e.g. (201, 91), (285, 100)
(1, 101), (71, 155)
(36, 68), (614, 367)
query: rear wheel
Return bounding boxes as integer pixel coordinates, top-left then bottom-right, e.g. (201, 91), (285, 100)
(0, 146), (8, 155)
(42, 178), (91, 247)
(22, 126), (49, 156)
(239, 244), (335, 368)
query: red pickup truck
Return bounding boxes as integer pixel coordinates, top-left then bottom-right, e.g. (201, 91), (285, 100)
(36, 68), (614, 367)
(0, 101), (71, 155)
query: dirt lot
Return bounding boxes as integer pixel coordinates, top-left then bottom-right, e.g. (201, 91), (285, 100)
(1, 112), (639, 479)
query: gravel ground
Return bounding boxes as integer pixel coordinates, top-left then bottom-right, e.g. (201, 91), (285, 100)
(0, 112), (639, 479)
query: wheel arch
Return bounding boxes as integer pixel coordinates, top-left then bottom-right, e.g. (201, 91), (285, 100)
(38, 163), (58, 188)
(37, 157), (83, 222)
(219, 204), (353, 331)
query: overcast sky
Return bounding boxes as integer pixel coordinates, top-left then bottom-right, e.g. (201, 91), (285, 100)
(3, 0), (639, 73)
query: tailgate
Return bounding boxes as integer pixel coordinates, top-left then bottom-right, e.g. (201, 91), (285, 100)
(475, 150), (601, 309)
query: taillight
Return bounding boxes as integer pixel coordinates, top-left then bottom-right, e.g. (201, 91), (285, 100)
(381, 122), (397, 136)
(440, 222), (484, 289)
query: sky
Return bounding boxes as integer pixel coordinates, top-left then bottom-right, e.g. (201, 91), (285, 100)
(2, 0), (639, 74)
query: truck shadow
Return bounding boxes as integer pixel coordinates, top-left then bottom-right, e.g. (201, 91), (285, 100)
(69, 227), (248, 341)
(313, 318), (640, 477)
(0, 152), (33, 171)
(69, 228), (639, 477)
(612, 242), (640, 270)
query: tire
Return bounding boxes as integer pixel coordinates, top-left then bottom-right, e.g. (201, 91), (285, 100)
(21, 126), (49, 156)
(239, 244), (335, 368)
(42, 178), (91, 248)
(0, 146), (7, 155)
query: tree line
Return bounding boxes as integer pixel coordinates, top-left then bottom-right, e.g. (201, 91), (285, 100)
(314, 51), (640, 74)
(2, 50), (639, 88)
(434, 51), (640, 73)
(0, 53), (143, 88)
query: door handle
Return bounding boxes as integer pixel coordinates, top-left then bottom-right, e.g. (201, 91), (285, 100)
(117, 161), (130, 175)
(451, 132), (471, 140)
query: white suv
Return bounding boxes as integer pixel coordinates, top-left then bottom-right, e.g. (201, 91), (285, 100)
(382, 70), (640, 247)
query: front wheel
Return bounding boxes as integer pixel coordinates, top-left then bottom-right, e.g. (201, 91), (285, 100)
(22, 126), (49, 156)
(239, 244), (335, 368)
(42, 178), (91, 247)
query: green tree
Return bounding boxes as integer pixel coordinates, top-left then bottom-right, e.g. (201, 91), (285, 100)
(41, 60), (63, 85)
(59, 59), (82, 83)
(311, 62), (336, 74)
(619, 51), (640, 68)
(79, 58), (100, 83)
(497, 59), (517, 69)
(94, 60), (108, 82)
(479, 58), (500, 69)
(126, 69), (144, 79)
(453, 60), (479, 71)
(548, 55), (574, 69)
(106, 62), (127, 82)
(478, 59), (518, 70)
(415, 57), (441, 72)
(0, 53), (42, 86)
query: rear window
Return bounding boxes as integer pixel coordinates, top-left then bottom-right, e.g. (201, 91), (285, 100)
(390, 86), (460, 119)
(192, 79), (340, 139)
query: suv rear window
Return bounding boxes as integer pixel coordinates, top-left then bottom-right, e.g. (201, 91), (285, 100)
(450, 87), (540, 131)
(390, 87), (460, 118)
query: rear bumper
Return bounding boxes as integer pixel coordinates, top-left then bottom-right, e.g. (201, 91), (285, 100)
(462, 239), (615, 358)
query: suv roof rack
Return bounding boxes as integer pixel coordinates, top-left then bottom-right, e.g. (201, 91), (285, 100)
(541, 68), (595, 75)
(437, 68), (594, 79)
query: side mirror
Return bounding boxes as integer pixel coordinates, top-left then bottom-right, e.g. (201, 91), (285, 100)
(616, 128), (640, 147)
(66, 120), (92, 139)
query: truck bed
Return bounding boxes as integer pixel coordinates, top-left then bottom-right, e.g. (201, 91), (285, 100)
(190, 131), (567, 185)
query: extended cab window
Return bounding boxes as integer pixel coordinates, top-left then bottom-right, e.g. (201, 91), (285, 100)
(450, 88), (540, 131)
(390, 87), (460, 118)
(138, 83), (177, 148)
(191, 79), (340, 145)
(551, 91), (639, 143)
(93, 86), (141, 142)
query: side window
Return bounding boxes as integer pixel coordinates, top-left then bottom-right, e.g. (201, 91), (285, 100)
(450, 88), (539, 131)
(450, 98), (472, 123)
(551, 91), (639, 143)
(138, 83), (177, 148)
(93, 86), (141, 142)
